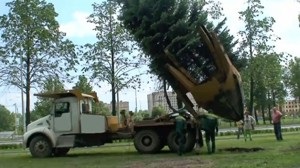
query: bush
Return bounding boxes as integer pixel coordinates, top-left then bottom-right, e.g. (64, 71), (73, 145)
(0, 144), (22, 150)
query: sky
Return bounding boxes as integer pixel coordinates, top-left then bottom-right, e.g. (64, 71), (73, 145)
(0, 0), (299, 114)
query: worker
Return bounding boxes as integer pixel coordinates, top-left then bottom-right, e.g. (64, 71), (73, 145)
(194, 119), (204, 155)
(120, 110), (128, 128)
(236, 120), (244, 139)
(127, 111), (134, 132)
(200, 114), (218, 154)
(175, 109), (187, 156)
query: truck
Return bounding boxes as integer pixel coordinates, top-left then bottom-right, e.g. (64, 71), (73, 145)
(23, 26), (244, 157)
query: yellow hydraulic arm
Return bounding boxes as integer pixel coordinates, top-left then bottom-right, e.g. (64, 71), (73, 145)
(164, 26), (244, 121)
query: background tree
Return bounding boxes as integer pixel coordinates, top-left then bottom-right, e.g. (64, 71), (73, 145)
(151, 106), (167, 118)
(73, 75), (110, 115)
(82, 0), (146, 116)
(250, 53), (285, 123)
(134, 110), (150, 121)
(238, 0), (278, 116)
(0, 0), (76, 126)
(30, 77), (64, 121)
(288, 58), (300, 100)
(73, 75), (93, 93)
(298, 0), (300, 27)
(0, 105), (15, 131)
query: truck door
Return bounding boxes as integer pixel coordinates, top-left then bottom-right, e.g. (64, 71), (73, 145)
(54, 101), (72, 132)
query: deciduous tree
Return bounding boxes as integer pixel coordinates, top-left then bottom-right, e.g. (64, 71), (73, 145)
(0, 105), (14, 131)
(30, 77), (64, 121)
(0, 0), (76, 126)
(73, 75), (93, 93)
(73, 75), (110, 115)
(82, 0), (146, 116)
(238, 0), (278, 115)
(288, 58), (300, 100)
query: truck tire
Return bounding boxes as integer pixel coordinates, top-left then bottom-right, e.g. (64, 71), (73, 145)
(167, 130), (196, 153)
(53, 148), (70, 157)
(29, 136), (52, 158)
(134, 130), (161, 154)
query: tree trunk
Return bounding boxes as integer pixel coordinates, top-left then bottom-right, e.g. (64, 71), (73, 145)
(261, 104), (266, 124)
(272, 89), (276, 106)
(25, 52), (31, 126)
(267, 91), (272, 124)
(254, 106), (258, 125)
(109, 4), (116, 116)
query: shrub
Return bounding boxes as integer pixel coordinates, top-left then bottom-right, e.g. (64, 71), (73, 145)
(0, 144), (22, 150)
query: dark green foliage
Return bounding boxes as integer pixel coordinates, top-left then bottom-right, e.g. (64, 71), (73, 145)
(288, 58), (300, 100)
(0, 105), (14, 131)
(30, 77), (64, 121)
(82, 0), (146, 116)
(0, 0), (76, 126)
(0, 144), (22, 149)
(73, 75), (93, 93)
(118, 0), (242, 89)
(151, 106), (166, 118)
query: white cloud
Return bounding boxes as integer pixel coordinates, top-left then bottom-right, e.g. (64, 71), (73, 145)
(221, 0), (300, 57)
(59, 11), (96, 38)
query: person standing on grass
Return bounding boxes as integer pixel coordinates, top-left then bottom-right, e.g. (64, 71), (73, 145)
(175, 109), (187, 156)
(236, 120), (244, 139)
(200, 114), (219, 154)
(243, 111), (255, 141)
(272, 106), (283, 141)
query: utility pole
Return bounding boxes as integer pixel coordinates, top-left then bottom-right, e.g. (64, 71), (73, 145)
(135, 88), (137, 113)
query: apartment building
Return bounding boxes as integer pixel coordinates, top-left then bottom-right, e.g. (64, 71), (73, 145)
(104, 101), (130, 113)
(147, 91), (177, 115)
(282, 99), (300, 116)
(147, 91), (197, 116)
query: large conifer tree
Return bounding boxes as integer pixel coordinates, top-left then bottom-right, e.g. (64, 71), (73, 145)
(118, 0), (242, 90)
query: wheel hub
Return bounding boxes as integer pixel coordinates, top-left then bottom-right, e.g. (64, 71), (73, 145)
(142, 136), (152, 146)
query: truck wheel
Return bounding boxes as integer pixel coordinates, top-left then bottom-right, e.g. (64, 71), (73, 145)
(134, 130), (161, 154)
(185, 130), (196, 152)
(53, 148), (70, 157)
(29, 136), (52, 158)
(167, 130), (196, 153)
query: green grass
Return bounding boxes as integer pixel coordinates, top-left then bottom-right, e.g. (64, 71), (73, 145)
(1, 132), (300, 168)
(219, 117), (300, 129)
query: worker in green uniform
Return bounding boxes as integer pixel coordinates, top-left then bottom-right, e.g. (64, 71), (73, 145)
(200, 114), (218, 154)
(175, 109), (187, 156)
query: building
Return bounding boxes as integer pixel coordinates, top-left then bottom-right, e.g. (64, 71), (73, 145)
(104, 101), (130, 113)
(147, 91), (177, 115)
(147, 91), (197, 116)
(282, 99), (300, 116)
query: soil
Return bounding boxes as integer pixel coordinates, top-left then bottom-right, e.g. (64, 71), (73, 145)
(127, 158), (214, 168)
(125, 147), (264, 168)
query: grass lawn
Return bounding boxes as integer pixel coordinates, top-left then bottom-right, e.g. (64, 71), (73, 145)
(1, 132), (300, 168)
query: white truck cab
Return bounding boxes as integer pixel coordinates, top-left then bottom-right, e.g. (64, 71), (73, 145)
(23, 90), (110, 157)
